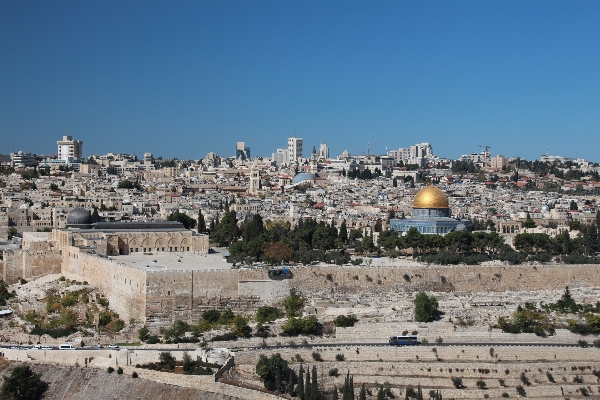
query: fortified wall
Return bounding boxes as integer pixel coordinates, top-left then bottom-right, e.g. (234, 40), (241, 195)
(62, 248), (147, 324)
(271, 263), (600, 296)
(1, 233), (62, 284)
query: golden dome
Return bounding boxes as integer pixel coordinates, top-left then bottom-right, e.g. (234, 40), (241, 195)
(413, 185), (449, 209)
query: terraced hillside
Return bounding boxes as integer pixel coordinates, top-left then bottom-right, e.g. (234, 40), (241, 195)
(0, 360), (243, 400)
(230, 344), (600, 399)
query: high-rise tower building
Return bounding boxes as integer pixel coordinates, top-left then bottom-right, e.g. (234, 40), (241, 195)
(236, 142), (250, 160)
(57, 135), (83, 161)
(287, 137), (303, 162)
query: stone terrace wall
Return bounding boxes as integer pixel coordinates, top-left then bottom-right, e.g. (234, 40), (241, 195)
(235, 344), (600, 366)
(282, 263), (600, 295)
(62, 249), (147, 324)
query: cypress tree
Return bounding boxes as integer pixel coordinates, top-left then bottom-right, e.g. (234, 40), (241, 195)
(377, 385), (385, 400)
(359, 383), (366, 400)
(286, 373), (294, 395)
(197, 210), (206, 233)
(305, 365), (312, 400)
(297, 365), (305, 400)
(332, 386), (339, 400)
(339, 220), (348, 243)
(311, 365), (318, 400)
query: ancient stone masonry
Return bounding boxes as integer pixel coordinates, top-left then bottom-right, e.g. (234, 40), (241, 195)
(281, 264), (600, 296)
(2, 244), (62, 284)
(62, 249), (147, 324)
(144, 269), (264, 330)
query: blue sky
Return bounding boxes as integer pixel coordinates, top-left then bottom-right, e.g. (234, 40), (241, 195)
(1, 0), (599, 161)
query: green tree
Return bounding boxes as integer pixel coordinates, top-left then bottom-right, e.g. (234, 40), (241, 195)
(0, 365), (45, 400)
(91, 207), (100, 223)
(339, 220), (348, 243)
(0, 279), (15, 306)
(197, 210), (206, 233)
(138, 327), (149, 342)
(414, 292), (439, 322)
(297, 364), (305, 400)
(256, 305), (284, 323)
(167, 211), (197, 230)
(242, 214), (264, 243)
(284, 289), (305, 318)
(570, 200), (578, 210)
(256, 353), (289, 392)
(7, 227), (17, 240)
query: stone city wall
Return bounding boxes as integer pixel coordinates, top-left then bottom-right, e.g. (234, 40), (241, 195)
(144, 269), (265, 330)
(271, 263), (600, 296)
(1, 247), (62, 284)
(62, 249), (148, 324)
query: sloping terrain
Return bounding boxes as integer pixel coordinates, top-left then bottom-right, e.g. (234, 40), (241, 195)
(0, 360), (243, 400)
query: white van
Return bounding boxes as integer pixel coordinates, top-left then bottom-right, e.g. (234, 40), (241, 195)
(59, 343), (76, 350)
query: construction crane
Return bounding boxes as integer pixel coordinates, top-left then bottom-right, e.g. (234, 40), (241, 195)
(477, 144), (491, 154)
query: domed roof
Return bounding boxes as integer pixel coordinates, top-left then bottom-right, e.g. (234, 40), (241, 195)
(66, 207), (92, 226)
(413, 185), (449, 209)
(293, 173), (315, 184)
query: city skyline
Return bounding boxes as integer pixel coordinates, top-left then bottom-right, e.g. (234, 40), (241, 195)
(1, 0), (598, 161)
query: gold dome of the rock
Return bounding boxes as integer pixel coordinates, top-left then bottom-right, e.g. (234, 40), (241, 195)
(413, 185), (449, 209)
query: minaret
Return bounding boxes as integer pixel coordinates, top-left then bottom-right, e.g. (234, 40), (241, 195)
(310, 145), (318, 174)
(249, 161), (260, 193)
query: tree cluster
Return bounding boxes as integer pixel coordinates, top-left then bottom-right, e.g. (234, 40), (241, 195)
(497, 287), (600, 336)
(166, 210), (197, 230)
(228, 215), (354, 265)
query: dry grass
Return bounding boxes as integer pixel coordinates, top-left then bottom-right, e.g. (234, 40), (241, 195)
(0, 356), (10, 371)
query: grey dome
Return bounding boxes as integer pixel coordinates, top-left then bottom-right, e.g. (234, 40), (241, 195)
(67, 207), (92, 226)
(293, 173), (315, 184)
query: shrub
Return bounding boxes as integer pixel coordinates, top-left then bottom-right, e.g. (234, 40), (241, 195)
(97, 297), (109, 307)
(312, 352), (323, 362)
(502, 392), (510, 398)
(451, 377), (464, 389)
(332, 314), (358, 328)
(578, 340), (588, 348)
(132, 372), (138, 378)
(329, 368), (339, 377)
(476, 379), (487, 389)
(573, 375), (583, 383)
(580, 387), (589, 396)
(294, 354), (303, 362)
(335, 353), (345, 361)
(516, 385), (526, 396)
(255, 305), (283, 324)
(159, 352), (177, 370)
(520, 372), (530, 386)
(435, 337), (443, 344)
(546, 371), (555, 383)
(117, 367), (123, 375)
(107, 367), (114, 373)
(498, 379), (505, 387)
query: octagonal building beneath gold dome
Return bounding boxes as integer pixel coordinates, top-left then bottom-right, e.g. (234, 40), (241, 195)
(390, 185), (472, 236)
(412, 185), (449, 209)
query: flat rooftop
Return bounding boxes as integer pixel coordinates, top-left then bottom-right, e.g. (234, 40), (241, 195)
(109, 248), (232, 271)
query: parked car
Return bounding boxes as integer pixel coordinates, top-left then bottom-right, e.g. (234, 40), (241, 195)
(91, 344), (103, 349)
(108, 344), (119, 349)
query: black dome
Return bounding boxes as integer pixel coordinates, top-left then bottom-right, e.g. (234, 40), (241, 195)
(67, 207), (92, 226)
